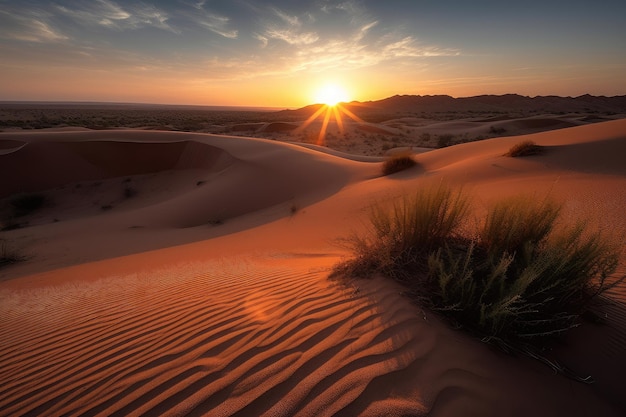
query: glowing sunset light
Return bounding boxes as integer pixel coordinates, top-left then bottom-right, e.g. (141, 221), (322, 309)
(0, 1), (623, 106)
(314, 84), (350, 107)
(295, 100), (366, 146)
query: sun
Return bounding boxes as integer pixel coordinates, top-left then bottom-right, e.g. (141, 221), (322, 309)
(314, 84), (349, 107)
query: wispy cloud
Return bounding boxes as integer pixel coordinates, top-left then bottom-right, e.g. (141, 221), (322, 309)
(0, 10), (68, 43)
(261, 7), (318, 45)
(183, 1), (238, 39)
(247, 4), (459, 76)
(189, 31), (458, 83)
(0, 1), (461, 90)
(254, 34), (269, 48)
(273, 8), (301, 27)
(353, 21), (378, 42)
(56, 0), (179, 33)
(192, 0), (206, 10)
(265, 28), (319, 45)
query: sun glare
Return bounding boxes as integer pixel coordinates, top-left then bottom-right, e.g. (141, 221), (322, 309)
(296, 85), (364, 147)
(315, 84), (349, 107)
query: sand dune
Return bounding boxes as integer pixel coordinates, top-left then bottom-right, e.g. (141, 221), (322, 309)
(1, 119), (625, 416)
(230, 112), (618, 157)
(0, 138), (232, 197)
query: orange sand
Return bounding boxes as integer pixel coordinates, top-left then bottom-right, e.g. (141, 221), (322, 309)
(1, 120), (625, 416)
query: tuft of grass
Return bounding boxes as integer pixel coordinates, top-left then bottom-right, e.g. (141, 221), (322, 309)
(9, 193), (46, 217)
(335, 182), (469, 279)
(382, 152), (417, 176)
(505, 140), (542, 157)
(334, 184), (624, 366)
(480, 195), (560, 256)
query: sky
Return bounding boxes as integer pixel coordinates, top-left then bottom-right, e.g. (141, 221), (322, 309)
(1, 0), (625, 108)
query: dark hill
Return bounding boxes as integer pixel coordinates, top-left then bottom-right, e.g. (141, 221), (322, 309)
(277, 94), (626, 121)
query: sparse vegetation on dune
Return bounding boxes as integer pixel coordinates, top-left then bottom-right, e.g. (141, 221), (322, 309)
(123, 186), (138, 199)
(382, 152), (417, 175)
(0, 192), (47, 230)
(505, 140), (543, 157)
(437, 134), (455, 148)
(9, 193), (46, 217)
(0, 239), (25, 268)
(334, 183), (624, 374)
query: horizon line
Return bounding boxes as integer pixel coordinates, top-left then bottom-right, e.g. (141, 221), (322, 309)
(2, 92), (625, 112)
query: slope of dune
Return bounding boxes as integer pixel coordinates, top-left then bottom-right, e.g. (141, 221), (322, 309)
(1, 120), (625, 416)
(0, 130), (377, 276)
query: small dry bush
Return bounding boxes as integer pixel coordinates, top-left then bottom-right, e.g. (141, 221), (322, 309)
(334, 184), (623, 366)
(505, 140), (542, 157)
(382, 153), (417, 176)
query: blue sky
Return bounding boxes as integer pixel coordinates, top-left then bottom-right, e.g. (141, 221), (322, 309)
(1, 0), (624, 106)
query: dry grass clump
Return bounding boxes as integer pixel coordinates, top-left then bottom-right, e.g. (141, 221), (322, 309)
(505, 140), (542, 157)
(334, 183), (623, 365)
(382, 152), (417, 176)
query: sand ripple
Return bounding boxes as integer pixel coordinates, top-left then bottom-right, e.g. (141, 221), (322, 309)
(0, 258), (426, 416)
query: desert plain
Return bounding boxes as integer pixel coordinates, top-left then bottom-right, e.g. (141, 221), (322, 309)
(1, 99), (626, 416)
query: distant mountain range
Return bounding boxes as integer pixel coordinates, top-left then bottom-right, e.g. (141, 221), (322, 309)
(281, 94), (626, 120)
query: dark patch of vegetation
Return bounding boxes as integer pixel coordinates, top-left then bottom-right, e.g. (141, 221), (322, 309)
(505, 140), (543, 157)
(333, 184), (623, 378)
(123, 187), (138, 199)
(419, 132), (431, 143)
(0, 105), (286, 131)
(101, 204), (113, 211)
(208, 219), (224, 226)
(382, 153), (417, 176)
(1, 221), (25, 231)
(489, 125), (507, 135)
(0, 239), (25, 268)
(196, 180), (207, 186)
(9, 193), (46, 217)
(437, 134), (455, 148)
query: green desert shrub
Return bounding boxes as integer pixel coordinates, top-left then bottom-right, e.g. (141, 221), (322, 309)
(382, 152), (417, 176)
(334, 184), (623, 357)
(505, 140), (542, 157)
(336, 182), (469, 279)
(480, 195), (560, 256)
